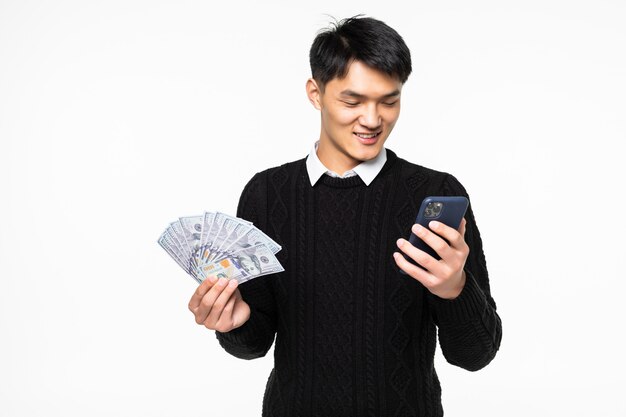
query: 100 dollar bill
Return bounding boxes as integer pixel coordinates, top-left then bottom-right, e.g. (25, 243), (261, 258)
(198, 243), (284, 284)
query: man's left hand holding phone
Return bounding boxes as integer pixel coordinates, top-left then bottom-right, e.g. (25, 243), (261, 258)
(393, 211), (469, 300)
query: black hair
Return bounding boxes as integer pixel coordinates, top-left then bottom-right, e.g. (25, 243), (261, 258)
(309, 15), (412, 90)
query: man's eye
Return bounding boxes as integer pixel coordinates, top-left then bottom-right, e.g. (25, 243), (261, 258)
(343, 101), (359, 106)
(383, 101), (399, 106)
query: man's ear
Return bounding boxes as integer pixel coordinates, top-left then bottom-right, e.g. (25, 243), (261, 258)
(306, 78), (323, 110)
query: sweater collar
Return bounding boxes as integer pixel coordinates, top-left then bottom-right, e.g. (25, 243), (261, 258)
(305, 140), (388, 187)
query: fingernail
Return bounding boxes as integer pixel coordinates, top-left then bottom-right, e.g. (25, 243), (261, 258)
(208, 275), (217, 283)
(430, 221), (439, 229)
(396, 238), (404, 247)
(228, 279), (237, 288)
(413, 224), (423, 233)
(218, 278), (227, 286)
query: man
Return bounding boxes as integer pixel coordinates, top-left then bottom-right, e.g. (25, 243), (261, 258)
(188, 16), (502, 417)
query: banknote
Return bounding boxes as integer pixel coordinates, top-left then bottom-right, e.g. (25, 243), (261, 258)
(219, 226), (282, 259)
(200, 243), (284, 284)
(205, 213), (251, 263)
(179, 215), (204, 271)
(169, 221), (191, 260)
(158, 211), (283, 284)
(158, 233), (191, 276)
(199, 211), (217, 260)
(179, 216), (203, 254)
(203, 213), (226, 261)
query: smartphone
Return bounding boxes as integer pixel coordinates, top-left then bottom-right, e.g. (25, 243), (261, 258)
(402, 196), (469, 270)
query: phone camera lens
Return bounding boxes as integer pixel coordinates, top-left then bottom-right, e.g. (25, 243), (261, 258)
(424, 202), (443, 218)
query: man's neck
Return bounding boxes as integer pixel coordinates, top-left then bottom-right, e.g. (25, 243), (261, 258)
(316, 141), (361, 175)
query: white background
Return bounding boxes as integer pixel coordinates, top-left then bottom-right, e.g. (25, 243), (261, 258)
(1, 1), (625, 416)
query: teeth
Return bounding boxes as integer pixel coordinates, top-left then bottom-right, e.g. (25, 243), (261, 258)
(355, 132), (379, 139)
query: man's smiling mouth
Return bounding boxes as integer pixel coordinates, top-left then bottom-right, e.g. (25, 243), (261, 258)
(354, 131), (381, 139)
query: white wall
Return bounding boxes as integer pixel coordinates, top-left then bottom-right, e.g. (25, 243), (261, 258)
(1, 1), (624, 416)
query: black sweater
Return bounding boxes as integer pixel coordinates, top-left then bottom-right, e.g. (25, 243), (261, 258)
(216, 149), (502, 417)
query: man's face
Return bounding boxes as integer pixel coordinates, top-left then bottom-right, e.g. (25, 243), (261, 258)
(307, 60), (403, 173)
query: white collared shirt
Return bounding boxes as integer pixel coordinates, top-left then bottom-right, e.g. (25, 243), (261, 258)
(305, 140), (387, 187)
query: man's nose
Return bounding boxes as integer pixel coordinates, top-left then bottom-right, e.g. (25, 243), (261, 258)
(359, 104), (382, 129)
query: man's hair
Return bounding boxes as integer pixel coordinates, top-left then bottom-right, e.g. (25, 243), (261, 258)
(309, 15), (412, 91)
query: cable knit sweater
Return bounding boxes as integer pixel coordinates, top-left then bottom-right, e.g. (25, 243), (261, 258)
(215, 149), (502, 417)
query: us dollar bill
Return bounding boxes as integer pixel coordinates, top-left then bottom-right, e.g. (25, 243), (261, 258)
(202, 243), (284, 284)
(159, 212), (284, 285)
(158, 232), (192, 276)
(169, 221), (192, 260)
(199, 211), (216, 261)
(179, 215), (204, 272)
(219, 226), (282, 261)
(205, 213), (251, 263)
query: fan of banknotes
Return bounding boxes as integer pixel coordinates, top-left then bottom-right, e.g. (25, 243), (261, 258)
(158, 212), (284, 284)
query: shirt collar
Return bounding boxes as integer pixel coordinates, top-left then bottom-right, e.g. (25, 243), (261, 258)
(305, 140), (387, 187)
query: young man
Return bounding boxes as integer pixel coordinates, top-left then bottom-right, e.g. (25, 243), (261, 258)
(188, 16), (502, 417)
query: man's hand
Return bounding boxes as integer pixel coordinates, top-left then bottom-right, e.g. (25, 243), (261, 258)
(188, 276), (251, 332)
(393, 218), (469, 300)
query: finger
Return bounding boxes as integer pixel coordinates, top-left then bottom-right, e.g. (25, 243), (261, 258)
(411, 223), (453, 260)
(188, 275), (217, 311)
(428, 221), (466, 251)
(195, 278), (230, 324)
(216, 293), (237, 327)
(393, 251), (435, 287)
(459, 218), (467, 237)
(396, 238), (445, 276)
(203, 278), (239, 327)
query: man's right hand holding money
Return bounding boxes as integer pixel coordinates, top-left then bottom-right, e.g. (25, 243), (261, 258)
(188, 277), (250, 332)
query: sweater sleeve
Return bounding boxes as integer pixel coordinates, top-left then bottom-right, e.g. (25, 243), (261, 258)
(427, 174), (503, 371)
(214, 172), (278, 360)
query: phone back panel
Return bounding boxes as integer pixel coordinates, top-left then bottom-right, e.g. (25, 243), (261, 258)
(407, 196), (469, 262)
